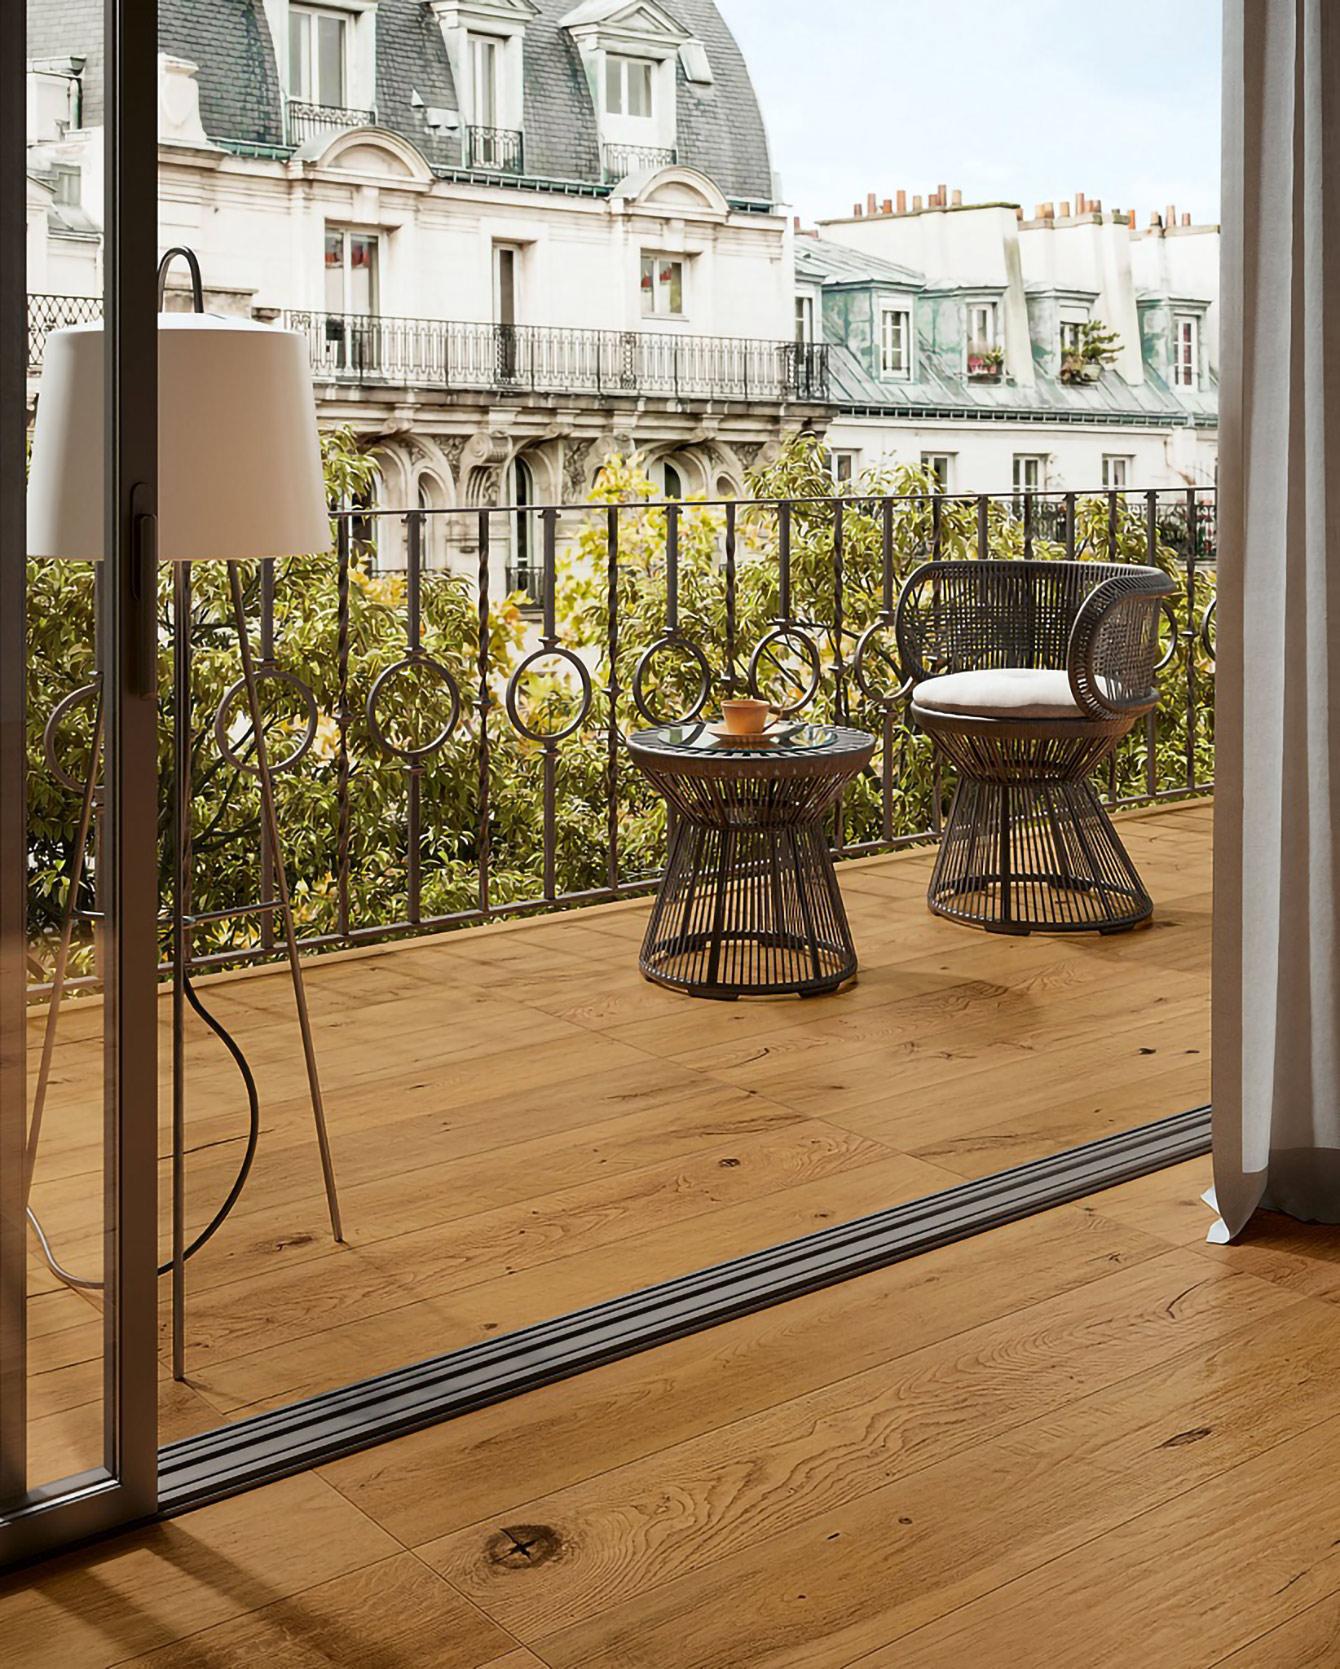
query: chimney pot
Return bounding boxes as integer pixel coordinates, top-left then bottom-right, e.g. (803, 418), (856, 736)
(1151, 210), (1163, 227)
(867, 191), (878, 214)
(853, 203), (863, 217)
(952, 188), (962, 206)
(1059, 200), (1071, 218)
(896, 188), (907, 213)
(1092, 197), (1102, 213)
(793, 215), (801, 231)
(913, 193), (923, 210)
(882, 198), (893, 215)
(937, 182), (947, 203)
(1076, 191), (1087, 213)
(1182, 211), (1191, 226)
(1165, 203), (1176, 226)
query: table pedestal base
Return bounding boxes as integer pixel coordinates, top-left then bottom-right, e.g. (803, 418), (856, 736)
(640, 820), (857, 999)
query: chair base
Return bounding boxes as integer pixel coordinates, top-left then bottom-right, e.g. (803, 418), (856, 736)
(929, 777), (1153, 934)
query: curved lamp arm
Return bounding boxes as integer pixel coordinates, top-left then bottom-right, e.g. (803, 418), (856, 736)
(156, 245), (204, 313)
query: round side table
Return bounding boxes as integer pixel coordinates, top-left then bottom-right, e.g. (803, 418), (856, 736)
(628, 722), (875, 1000)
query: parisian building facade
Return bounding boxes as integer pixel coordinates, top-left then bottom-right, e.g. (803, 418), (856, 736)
(26, 2), (1217, 590)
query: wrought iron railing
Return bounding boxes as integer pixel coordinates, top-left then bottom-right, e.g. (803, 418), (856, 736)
(603, 141), (677, 181)
(24, 486), (1216, 992)
(464, 125), (524, 172)
(26, 293), (101, 370)
(289, 310), (831, 401)
(285, 98), (377, 145)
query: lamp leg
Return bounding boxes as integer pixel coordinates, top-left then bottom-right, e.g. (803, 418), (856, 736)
(227, 565), (344, 1243)
(25, 696), (103, 1208)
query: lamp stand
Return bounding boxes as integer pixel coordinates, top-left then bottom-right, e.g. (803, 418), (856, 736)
(25, 558), (345, 1383)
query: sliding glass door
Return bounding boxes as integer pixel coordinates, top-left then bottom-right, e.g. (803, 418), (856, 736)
(1, 0), (159, 1562)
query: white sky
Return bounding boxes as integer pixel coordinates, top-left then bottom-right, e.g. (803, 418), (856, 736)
(718, 0), (1222, 229)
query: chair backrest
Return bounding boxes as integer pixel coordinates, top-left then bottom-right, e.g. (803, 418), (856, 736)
(897, 560), (1139, 677)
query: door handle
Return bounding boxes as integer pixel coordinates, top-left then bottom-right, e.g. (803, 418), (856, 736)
(129, 507), (158, 699)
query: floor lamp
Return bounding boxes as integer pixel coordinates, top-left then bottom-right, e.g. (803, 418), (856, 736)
(26, 248), (344, 1378)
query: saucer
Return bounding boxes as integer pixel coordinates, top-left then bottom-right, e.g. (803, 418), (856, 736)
(706, 720), (785, 745)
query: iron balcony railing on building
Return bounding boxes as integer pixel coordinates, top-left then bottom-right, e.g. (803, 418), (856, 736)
(288, 310), (832, 402)
(284, 98), (378, 146)
(464, 125), (524, 172)
(26, 293), (101, 370)
(603, 141), (677, 181)
(26, 486), (1216, 998)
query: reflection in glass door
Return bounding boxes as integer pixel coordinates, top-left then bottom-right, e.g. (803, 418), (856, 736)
(1, 0), (159, 1564)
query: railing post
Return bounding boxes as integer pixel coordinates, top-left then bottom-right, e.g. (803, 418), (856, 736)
(406, 510), (424, 925)
(476, 509), (492, 916)
(541, 507), (559, 902)
(336, 515), (351, 942)
(724, 500), (737, 697)
(606, 506), (620, 894)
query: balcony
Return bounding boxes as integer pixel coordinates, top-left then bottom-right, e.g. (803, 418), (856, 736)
(25, 292), (101, 371)
(24, 802), (1210, 1472)
(21, 483), (1215, 1478)
(288, 310), (832, 402)
(464, 124), (525, 173)
(603, 141), (678, 181)
(284, 98), (378, 146)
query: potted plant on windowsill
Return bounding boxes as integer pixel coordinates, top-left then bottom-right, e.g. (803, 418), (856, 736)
(1060, 319), (1121, 384)
(967, 345), (1004, 381)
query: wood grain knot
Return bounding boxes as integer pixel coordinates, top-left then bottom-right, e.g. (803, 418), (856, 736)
(486, 1524), (564, 1570)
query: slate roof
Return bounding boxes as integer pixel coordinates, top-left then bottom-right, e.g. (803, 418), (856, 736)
(804, 240), (1218, 427)
(826, 340), (1218, 427)
(795, 238), (923, 290)
(29, 0), (773, 203)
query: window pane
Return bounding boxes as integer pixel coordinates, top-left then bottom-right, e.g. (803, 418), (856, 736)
(606, 56), (623, 113)
(663, 259), (682, 314)
(325, 230), (344, 310)
(640, 256), (655, 312)
(630, 60), (652, 117)
(350, 234), (376, 314)
(473, 36), (497, 126)
(289, 11), (308, 98)
(317, 13), (344, 107)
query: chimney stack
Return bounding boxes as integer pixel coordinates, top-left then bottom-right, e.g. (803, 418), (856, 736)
(896, 188), (907, 213)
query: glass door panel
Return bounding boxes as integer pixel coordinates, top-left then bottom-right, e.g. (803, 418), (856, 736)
(2, 0), (159, 1564)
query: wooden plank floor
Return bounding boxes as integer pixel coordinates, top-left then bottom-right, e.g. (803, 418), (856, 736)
(22, 801), (1211, 1488)
(17, 1155), (1340, 1667)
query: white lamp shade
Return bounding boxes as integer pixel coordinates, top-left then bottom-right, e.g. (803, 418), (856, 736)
(27, 313), (332, 561)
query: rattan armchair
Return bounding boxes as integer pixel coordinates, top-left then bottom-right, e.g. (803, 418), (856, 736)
(896, 560), (1175, 933)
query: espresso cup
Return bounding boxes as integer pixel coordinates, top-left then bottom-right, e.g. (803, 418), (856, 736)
(720, 698), (774, 736)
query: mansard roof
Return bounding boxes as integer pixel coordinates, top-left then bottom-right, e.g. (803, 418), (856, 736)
(28, 0), (773, 205)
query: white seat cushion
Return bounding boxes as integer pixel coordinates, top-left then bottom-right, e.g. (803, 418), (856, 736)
(912, 667), (1084, 721)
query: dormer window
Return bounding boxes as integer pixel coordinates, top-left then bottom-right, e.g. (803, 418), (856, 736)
(606, 53), (654, 117)
(880, 305), (912, 379)
(470, 33), (501, 125)
(289, 6), (348, 107)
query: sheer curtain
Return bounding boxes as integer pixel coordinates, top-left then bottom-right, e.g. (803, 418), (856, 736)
(1213, 0), (1340, 1234)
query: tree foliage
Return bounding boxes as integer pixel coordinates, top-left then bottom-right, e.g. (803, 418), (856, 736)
(25, 431), (1214, 983)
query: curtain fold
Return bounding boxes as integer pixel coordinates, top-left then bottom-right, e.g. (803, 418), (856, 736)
(1213, 0), (1340, 1232)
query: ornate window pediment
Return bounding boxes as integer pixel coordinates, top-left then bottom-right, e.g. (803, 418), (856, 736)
(560, 0), (692, 54)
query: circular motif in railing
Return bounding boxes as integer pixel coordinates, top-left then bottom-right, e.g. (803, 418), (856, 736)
(748, 626), (822, 716)
(1198, 596), (1216, 664)
(1153, 598), (1182, 674)
(366, 654), (462, 762)
(505, 647), (593, 743)
(44, 682), (101, 794)
(852, 617), (914, 705)
(631, 635), (712, 726)
(214, 668), (320, 777)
